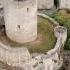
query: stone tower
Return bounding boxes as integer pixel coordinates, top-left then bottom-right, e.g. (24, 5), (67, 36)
(2, 0), (37, 43)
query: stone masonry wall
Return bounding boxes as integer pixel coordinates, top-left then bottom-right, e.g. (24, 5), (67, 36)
(0, 13), (67, 70)
(2, 0), (37, 43)
(38, 0), (54, 9)
(59, 0), (70, 9)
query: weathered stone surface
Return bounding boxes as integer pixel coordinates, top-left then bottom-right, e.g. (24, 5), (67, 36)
(59, 0), (70, 9)
(0, 45), (31, 66)
(63, 50), (70, 70)
(38, 0), (54, 9)
(43, 59), (54, 70)
(2, 0), (37, 43)
(54, 26), (67, 45)
(0, 13), (67, 70)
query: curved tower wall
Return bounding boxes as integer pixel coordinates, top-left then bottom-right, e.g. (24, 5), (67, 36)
(38, 0), (54, 9)
(2, 0), (37, 43)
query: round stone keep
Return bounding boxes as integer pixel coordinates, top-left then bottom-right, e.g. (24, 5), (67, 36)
(2, 0), (37, 43)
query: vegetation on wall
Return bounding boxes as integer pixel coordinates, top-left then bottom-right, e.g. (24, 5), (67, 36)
(52, 10), (70, 50)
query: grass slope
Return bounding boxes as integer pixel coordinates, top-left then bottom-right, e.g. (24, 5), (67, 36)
(0, 16), (56, 53)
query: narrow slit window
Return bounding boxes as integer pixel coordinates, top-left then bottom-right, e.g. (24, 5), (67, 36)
(17, 25), (20, 29)
(27, 8), (29, 12)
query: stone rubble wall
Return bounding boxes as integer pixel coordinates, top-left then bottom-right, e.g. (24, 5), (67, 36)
(38, 0), (70, 9)
(2, 0), (37, 43)
(0, 13), (67, 70)
(0, 43), (31, 66)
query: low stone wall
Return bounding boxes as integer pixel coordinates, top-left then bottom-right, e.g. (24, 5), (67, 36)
(0, 13), (67, 70)
(0, 44), (31, 66)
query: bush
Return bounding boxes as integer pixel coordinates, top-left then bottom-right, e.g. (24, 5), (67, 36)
(52, 10), (70, 50)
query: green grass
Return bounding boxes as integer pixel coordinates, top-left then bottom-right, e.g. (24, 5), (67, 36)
(0, 16), (56, 53)
(25, 16), (56, 53)
(52, 10), (70, 50)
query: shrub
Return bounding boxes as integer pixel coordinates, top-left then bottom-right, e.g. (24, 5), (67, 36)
(52, 10), (70, 50)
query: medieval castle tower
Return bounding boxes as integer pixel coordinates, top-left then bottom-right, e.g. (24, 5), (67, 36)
(38, 0), (70, 9)
(2, 0), (37, 43)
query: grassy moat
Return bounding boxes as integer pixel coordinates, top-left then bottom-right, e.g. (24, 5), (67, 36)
(0, 16), (56, 53)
